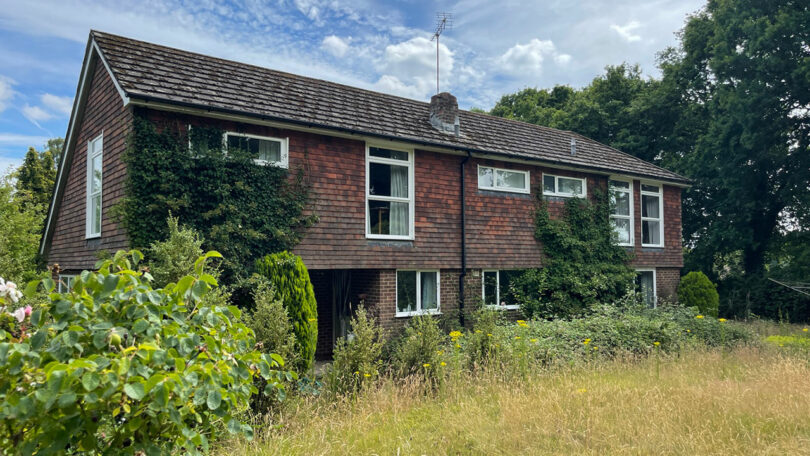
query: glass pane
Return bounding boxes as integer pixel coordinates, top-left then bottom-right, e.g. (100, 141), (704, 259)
(227, 135), (246, 152)
(642, 220), (661, 245)
(368, 200), (409, 236)
(612, 190), (630, 216)
(499, 270), (523, 306)
(636, 271), (655, 308)
(612, 218), (631, 244)
(478, 167), (494, 188)
(369, 163), (409, 198)
(421, 272), (438, 310)
(543, 175), (555, 193)
(256, 138), (281, 162)
(610, 180), (629, 189)
(642, 194), (660, 218)
(91, 154), (102, 193)
(496, 170), (526, 190)
(642, 184), (660, 193)
(483, 271), (498, 306)
(369, 147), (409, 161)
(558, 177), (583, 195)
(397, 271), (417, 313)
(92, 195), (101, 234)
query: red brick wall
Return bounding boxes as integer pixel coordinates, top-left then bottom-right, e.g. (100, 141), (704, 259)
(631, 182), (684, 268)
(47, 60), (131, 271)
(656, 267), (681, 301)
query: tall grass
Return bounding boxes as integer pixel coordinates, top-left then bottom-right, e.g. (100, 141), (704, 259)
(219, 346), (810, 455)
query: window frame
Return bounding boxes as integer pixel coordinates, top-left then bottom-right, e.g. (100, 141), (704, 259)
(640, 182), (665, 248)
(477, 165), (530, 194)
(85, 133), (103, 239)
(635, 268), (657, 309)
(482, 269), (520, 310)
(542, 173), (587, 198)
(222, 131), (289, 168)
(58, 274), (76, 293)
(365, 144), (415, 240)
(395, 269), (441, 317)
(609, 177), (634, 247)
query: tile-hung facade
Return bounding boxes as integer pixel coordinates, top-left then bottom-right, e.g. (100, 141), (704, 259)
(42, 31), (690, 357)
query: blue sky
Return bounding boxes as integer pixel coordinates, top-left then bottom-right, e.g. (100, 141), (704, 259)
(0, 0), (705, 172)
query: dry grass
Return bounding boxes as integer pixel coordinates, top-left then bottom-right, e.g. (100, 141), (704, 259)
(219, 346), (810, 455)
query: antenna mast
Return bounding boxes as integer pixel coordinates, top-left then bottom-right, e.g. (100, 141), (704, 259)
(431, 12), (453, 94)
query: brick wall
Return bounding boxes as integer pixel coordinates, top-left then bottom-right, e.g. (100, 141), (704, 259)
(48, 59), (132, 272)
(631, 182), (684, 268)
(656, 267), (681, 302)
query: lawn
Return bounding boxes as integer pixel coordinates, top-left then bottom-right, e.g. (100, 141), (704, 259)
(219, 343), (810, 455)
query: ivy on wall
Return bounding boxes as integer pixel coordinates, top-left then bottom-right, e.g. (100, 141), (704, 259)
(513, 189), (637, 318)
(115, 113), (317, 283)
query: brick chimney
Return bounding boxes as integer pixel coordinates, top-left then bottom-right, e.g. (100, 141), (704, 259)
(429, 92), (460, 135)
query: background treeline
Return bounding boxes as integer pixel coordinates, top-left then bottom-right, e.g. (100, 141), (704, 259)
(485, 0), (810, 321)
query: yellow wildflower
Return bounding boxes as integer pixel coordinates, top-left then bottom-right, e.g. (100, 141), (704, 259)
(423, 363), (430, 368)
(487, 333), (492, 337)
(475, 329), (482, 334)
(515, 336), (521, 340)
(718, 318), (727, 323)
(449, 330), (463, 340)
(354, 371), (359, 375)
(653, 341), (660, 346)
(437, 350), (443, 355)
(517, 320), (526, 324)
(440, 361), (446, 367)
(456, 343), (461, 349)
(583, 338), (591, 345)
(696, 315), (704, 319)
(364, 373), (371, 378)
(686, 329), (691, 333)
(308, 318), (317, 322)
(577, 388), (587, 393)
(593, 346), (598, 350)
(803, 328), (808, 332)
(530, 338), (538, 343)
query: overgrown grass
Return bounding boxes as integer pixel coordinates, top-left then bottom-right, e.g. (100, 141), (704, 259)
(219, 346), (810, 455)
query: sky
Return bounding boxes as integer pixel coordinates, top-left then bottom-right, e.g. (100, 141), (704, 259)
(0, 0), (705, 172)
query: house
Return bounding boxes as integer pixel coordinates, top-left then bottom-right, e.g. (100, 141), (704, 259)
(41, 31), (689, 356)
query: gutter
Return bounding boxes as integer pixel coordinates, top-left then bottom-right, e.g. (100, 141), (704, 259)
(459, 151), (471, 327)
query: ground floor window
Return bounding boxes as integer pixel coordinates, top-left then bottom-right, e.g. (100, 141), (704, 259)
(482, 269), (525, 309)
(635, 269), (656, 308)
(58, 274), (76, 293)
(396, 270), (440, 316)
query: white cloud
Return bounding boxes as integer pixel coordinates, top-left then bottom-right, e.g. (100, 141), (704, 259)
(41, 93), (73, 116)
(0, 77), (14, 113)
(22, 104), (53, 128)
(498, 39), (568, 76)
(322, 35), (349, 58)
(373, 75), (424, 99)
(0, 133), (49, 146)
(375, 36), (453, 99)
(611, 21), (642, 42)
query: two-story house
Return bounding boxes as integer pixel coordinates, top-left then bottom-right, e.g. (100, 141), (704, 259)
(41, 31), (689, 356)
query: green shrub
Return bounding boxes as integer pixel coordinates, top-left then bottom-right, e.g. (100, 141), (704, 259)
(392, 315), (443, 382)
(255, 252), (318, 373)
(327, 306), (385, 395)
(0, 250), (291, 454)
(148, 216), (205, 288)
(465, 307), (505, 368)
(679, 271), (720, 317)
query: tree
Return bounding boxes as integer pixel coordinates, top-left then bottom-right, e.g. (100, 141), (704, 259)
(15, 138), (61, 210)
(0, 178), (45, 283)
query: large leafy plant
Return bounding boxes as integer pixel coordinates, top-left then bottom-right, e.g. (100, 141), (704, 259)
(0, 250), (292, 455)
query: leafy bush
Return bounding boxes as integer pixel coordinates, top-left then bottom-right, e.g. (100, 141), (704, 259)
(0, 179), (44, 284)
(679, 271), (719, 317)
(0, 250), (291, 454)
(392, 315), (443, 381)
(148, 216), (205, 288)
(255, 252), (318, 373)
(465, 307), (505, 368)
(518, 194), (636, 319)
(327, 306), (385, 395)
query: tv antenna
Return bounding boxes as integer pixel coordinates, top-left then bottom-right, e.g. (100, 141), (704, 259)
(431, 12), (453, 94)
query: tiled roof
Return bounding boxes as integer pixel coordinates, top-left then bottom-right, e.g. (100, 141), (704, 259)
(92, 31), (690, 185)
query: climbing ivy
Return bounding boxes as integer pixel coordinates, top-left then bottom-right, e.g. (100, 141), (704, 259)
(513, 188), (637, 318)
(116, 113), (316, 284)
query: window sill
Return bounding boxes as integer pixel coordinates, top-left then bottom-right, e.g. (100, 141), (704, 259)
(366, 234), (414, 241)
(542, 193), (585, 199)
(641, 244), (665, 249)
(253, 159), (288, 168)
(85, 233), (101, 240)
(478, 186), (530, 195)
(486, 305), (520, 311)
(395, 310), (441, 318)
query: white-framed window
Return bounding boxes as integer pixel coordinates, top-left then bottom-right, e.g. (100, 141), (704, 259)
(640, 183), (664, 247)
(223, 132), (289, 167)
(477, 165), (530, 194)
(366, 145), (414, 240)
(86, 133), (103, 238)
(636, 269), (657, 308)
(58, 274), (76, 293)
(609, 178), (634, 246)
(482, 269), (525, 310)
(542, 174), (586, 198)
(396, 270), (440, 316)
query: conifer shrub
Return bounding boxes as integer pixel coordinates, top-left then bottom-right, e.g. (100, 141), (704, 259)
(327, 306), (385, 395)
(148, 216), (205, 288)
(255, 252), (318, 372)
(679, 271), (720, 317)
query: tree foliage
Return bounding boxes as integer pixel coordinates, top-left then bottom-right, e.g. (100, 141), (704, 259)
(14, 139), (60, 210)
(0, 178), (44, 284)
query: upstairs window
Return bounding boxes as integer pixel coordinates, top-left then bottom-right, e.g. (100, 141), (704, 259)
(482, 269), (525, 310)
(397, 270), (440, 316)
(86, 134), (103, 238)
(542, 174), (586, 198)
(609, 179), (633, 246)
(641, 184), (664, 247)
(366, 146), (414, 239)
(224, 132), (288, 167)
(478, 166), (530, 194)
